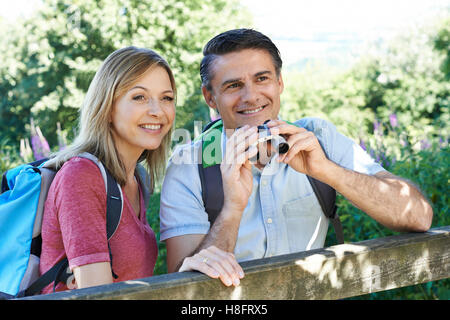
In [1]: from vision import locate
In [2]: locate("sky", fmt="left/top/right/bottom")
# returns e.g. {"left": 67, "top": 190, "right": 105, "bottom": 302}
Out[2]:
{"left": 240, "top": 0, "right": 450, "bottom": 66}
{"left": 1, "top": 0, "right": 449, "bottom": 67}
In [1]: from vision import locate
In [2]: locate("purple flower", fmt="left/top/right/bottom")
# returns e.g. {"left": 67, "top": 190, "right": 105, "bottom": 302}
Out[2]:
{"left": 20, "top": 138, "right": 33, "bottom": 162}
{"left": 420, "top": 139, "right": 431, "bottom": 150}
{"left": 30, "top": 118, "right": 50, "bottom": 160}
{"left": 373, "top": 120, "right": 382, "bottom": 136}
{"left": 373, "top": 120, "right": 380, "bottom": 131}
{"left": 401, "top": 139, "right": 408, "bottom": 147}
{"left": 389, "top": 113, "right": 398, "bottom": 128}
{"left": 359, "top": 138, "right": 367, "bottom": 151}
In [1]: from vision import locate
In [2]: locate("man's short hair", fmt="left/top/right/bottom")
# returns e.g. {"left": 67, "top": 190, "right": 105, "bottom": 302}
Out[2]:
{"left": 200, "top": 28, "right": 283, "bottom": 91}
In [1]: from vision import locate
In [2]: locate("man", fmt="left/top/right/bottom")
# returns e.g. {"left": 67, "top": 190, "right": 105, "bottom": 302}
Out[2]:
{"left": 159, "top": 29, "right": 433, "bottom": 287}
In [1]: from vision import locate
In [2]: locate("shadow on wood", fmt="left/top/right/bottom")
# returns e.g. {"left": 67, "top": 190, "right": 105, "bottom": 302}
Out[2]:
{"left": 20, "top": 226, "right": 450, "bottom": 300}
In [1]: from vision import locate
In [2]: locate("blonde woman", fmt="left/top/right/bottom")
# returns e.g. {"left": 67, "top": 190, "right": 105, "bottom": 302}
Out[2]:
{"left": 39, "top": 46, "right": 176, "bottom": 293}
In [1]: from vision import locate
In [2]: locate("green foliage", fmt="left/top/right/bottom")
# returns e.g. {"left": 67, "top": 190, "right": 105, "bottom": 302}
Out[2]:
{"left": 0, "top": 138, "right": 22, "bottom": 177}
{"left": 434, "top": 17, "right": 450, "bottom": 79}
{"left": 324, "top": 143, "right": 449, "bottom": 299}
{"left": 1, "top": 0, "right": 448, "bottom": 300}
{"left": 0, "top": 0, "right": 251, "bottom": 148}
{"left": 146, "top": 187, "right": 167, "bottom": 275}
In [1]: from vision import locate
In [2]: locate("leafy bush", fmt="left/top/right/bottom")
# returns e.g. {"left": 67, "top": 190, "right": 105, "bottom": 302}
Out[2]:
{"left": 1, "top": 0, "right": 448, "bottom": 300}
{"left": 325, "top": 135, "right": 449, "bottom": 299}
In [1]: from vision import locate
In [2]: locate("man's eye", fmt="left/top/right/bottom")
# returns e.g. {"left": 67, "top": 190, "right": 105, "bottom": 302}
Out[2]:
{"left": 227, "top": 83, "right": 239, "bottom": 89}
{"left": 257, "top": 76, "right": 268, "bottom": 82}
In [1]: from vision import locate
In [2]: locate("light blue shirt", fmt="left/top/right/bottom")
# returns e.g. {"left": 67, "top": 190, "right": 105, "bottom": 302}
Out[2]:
{"left": 160, "top": 117, "right": 385, "bottom": 262}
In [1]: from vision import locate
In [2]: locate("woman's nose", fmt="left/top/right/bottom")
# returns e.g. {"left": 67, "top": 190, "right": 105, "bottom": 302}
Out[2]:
{"left": 147, "top": 100, "right": 164, "bottom": 116}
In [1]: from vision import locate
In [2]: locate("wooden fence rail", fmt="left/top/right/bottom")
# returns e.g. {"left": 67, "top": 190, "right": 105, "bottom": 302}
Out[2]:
{"left": 22, "top": 226, "right": 450, "bottom": 300}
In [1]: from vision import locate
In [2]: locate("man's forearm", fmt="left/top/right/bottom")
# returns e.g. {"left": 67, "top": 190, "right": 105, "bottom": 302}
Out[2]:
{"left": 198, "top": 204, "right": 243, "bottom": 252}
{"left": 173, "top": 206, "right": 242, "bottom": 272}
{"left": 317, "top": 160, "right": 433, "bottom": 232}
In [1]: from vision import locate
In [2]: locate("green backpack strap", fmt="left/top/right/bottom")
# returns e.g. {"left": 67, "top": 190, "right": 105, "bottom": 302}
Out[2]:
{"left": 197, "top": 119, "right": 344, "bottom": 244}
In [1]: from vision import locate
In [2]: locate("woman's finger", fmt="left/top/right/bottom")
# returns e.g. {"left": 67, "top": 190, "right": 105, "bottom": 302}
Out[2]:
{"left": 208, "top": 246, "right": 245, "bottom": 279}
{"left": 198, "top": 249, "right": 240, "bottom": 287}
{"left": 178, "top": 256, "right": 220, "bottom": 279}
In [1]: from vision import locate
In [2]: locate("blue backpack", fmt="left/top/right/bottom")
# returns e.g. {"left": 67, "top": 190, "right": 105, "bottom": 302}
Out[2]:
{"left": 0, "top": 152, "right": 151, "bottom": 299}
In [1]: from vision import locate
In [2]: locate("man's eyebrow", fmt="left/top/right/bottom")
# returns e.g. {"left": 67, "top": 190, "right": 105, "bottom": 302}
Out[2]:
{"left": 220, "top": 70, "right": 273, "bottom": 89}
{"left": 221, "top": 78, "right": 242, "bottom": 89}
{"left": 254, "top": 70, "right": 272, "bottom": 77}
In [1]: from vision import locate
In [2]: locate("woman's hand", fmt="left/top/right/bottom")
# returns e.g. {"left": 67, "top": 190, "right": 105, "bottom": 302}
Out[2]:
{"left": 178, "top": 245, "right": 245, "bottom": 287}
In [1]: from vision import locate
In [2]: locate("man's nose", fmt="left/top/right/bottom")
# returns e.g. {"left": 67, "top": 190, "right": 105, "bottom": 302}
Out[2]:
{"left": 241, "top": 83, "right": 259, "bottom": 104}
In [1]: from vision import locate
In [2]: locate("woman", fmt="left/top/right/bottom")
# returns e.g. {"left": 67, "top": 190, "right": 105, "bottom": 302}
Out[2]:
{"left": 40, "top": 46, "right": 176, "bottom": 293}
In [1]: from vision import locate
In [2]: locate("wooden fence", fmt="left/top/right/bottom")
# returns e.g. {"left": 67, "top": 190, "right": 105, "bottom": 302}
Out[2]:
{"left": 22, "top": 226, "right": 450, "bottom": 300}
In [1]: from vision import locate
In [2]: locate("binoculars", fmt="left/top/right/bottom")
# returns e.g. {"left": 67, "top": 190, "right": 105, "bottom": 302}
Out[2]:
{"left": 254, "top": 122, "right": 289, "bottom": 154}
{"left": 239, "top": 120, "right": 289, "bottom": 162}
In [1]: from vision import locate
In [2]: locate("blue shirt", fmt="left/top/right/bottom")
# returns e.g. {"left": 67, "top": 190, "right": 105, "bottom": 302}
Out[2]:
{"left": 160, "top": 118, "right": 385, "bottom": 262}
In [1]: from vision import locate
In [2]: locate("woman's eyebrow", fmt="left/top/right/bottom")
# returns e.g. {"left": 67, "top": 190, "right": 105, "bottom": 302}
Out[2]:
{"left": 129, "top": 85, "right": 148, "bottom": 92}
{"left": 129, "top": 86, "right": 173, "bottom": 94}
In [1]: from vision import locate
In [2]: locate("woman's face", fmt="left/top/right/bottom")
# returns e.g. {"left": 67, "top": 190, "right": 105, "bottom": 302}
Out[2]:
{"left": 110, "top": 66, "right": 175, "bottom": 159}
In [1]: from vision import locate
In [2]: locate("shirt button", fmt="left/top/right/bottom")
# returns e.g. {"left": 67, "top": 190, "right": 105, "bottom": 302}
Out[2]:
{"left": 267, "top": 218, "right": 273, "bottom": 224}
{"left": 261, "top": 180, "right": 267, "bottom": 186}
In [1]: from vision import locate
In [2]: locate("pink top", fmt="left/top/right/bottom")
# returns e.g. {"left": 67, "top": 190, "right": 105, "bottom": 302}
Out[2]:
{"left": 40, "top": 157, "right": 157, "bottom": 294}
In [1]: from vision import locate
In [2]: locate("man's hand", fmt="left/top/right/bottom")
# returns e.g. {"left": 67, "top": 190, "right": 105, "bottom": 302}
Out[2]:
{"left": 266, "top": 120, "right": 432, "bottom": 232}
{"left": 266, "top": 120, "right": 329, "bottom": 179}
{"left": 221, "top": 125, "right": 259, "bottom": 213}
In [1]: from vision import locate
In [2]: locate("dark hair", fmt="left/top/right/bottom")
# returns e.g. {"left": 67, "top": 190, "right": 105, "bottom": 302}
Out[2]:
{"left": 200, "top": 28, "right": 283, "bottom": 91}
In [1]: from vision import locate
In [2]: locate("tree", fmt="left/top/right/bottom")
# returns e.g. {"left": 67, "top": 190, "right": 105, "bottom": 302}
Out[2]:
{"left": 434, "top": 17, "right": 450, "bottom": 79}
{"left": 0, "top": 0, "right": 251, "bottom": 148}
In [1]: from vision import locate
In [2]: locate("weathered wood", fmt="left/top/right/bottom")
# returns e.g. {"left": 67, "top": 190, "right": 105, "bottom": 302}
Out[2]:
{"left": 21, "top": 226, "right": 450, "bottom": 300}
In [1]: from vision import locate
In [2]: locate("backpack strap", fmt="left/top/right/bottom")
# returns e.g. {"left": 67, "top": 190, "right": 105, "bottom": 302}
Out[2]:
{"left": 199, "top": 120, "right": 344, "bottom": 244}
{"left": 77, "top": 152, "right": 123, "bottom": 240}
{"left": 19, "top": 154, "right": 123, "bottom": 297}
{"left": 198, "top": 163, "right": 223, "bottom": 225}
{"left": 306, "top": 176, "right": 344, "bottom": 244}
{"left": 135, "top": 163, "right": 152, "bottom": 208}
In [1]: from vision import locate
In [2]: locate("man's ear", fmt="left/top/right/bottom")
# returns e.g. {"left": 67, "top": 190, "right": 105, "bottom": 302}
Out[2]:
{"left": 278, "top": 72, "right": 284, "bottom": 95}
{"left": 202, "top": 85, "right": 217, "bottom": 110}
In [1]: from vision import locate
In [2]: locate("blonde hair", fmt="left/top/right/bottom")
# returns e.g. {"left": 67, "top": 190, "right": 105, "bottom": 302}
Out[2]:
{"left": 51, "top": 46, "right": 176, "bottom": 189}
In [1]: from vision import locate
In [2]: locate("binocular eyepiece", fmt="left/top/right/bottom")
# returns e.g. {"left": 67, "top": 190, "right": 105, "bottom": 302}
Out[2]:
{"left": 256, "top": 123, "right": 290, "bottom": 154}
{"left": 238, "top": 120, "right": 290, "bottom": 157}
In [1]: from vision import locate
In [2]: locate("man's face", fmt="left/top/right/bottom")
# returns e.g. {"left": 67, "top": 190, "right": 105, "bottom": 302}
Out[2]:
{"left": 202, "top": 49, "right": 284, "bottom": 130}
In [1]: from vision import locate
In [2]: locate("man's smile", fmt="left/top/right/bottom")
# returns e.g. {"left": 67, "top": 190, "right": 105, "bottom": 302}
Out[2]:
{"left": 237, "top": 104, "right": 268, "bottom": 115}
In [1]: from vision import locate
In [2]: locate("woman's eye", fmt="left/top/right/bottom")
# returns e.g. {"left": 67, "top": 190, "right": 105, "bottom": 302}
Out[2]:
{"left": 132, "top": 95, "right": 146, "bottom": 101}
{"left": 163, "top": 96, "right": 174, "bottom": 102}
